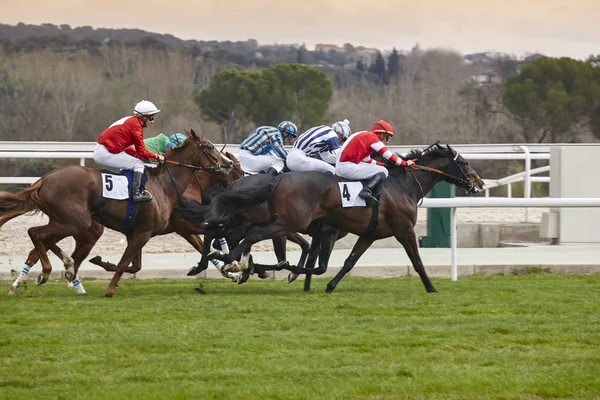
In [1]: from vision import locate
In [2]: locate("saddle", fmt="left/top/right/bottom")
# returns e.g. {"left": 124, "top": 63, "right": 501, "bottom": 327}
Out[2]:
{"left": 99, "top": 168, "right": 151, "bottom": 234}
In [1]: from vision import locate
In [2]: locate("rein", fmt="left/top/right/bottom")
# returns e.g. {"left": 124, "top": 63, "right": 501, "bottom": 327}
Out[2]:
{"left": 408, "top": 161, "right": 471, "bottom": 187}
{"left": 164, "top": 159, "right": 221, "bottom": 172}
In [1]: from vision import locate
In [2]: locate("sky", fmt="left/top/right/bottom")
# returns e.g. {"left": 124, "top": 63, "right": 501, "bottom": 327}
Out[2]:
{"left": 1, "top": 0, "right": 598, "bottom": 59}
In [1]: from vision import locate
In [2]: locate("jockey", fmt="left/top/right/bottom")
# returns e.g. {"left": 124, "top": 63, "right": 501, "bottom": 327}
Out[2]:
{"left": 335, "top": 120, "right": 414, "bottom": 203}
{"left": 130, "top": 132, "right": 187, "bottom": 156}
{"left": 287, "top": 119, "right": 352, "bottom": 175}
{"left": 238, "top": 121, "right": 298, "bottom": 175}
{"left": 93, "top": 100, "right": 164, "bottom": 202}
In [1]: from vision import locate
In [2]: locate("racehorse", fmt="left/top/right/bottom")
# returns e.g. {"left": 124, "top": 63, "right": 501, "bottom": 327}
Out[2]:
{"left": 3, "top": 150, "right": 243, "bottom": 294}
{"left": 199, "top": 143, "right": 484, "bottom": 293}
{"left": 0, "top": 130, "right": 233, "bottom": 297}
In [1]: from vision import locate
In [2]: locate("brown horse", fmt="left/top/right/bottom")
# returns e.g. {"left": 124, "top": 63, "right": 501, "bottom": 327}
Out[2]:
{"left": 4, "top": 150, "right": 243, "bottom": 295}
{"left": 0, "top": 130, "right": 233, "bottom": 297}
{"left": 200, "top": 143, "right": 484, "bottom": 293}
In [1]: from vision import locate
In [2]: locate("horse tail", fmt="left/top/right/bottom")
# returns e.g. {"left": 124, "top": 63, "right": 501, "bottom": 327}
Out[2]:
{"left": 0, "top": 179, "right": 44, "bottom": 229}
{"left": 205, "top": 176, "right": 281, "bottom": 225}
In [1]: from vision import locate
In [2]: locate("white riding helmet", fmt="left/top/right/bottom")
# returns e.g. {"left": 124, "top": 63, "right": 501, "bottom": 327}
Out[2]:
{"left": 133, "top": 100, "right": 161, "bottom": 116}
{"left": 332, "top": 119, "right": 351, "bottom": 140}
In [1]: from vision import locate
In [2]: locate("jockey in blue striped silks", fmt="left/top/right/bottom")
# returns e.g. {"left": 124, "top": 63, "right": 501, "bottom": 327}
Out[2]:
{"left": 287, "top": 119, "right": 352, "bottom": 175}
{"left": 238, "top": 121, "right": 298, "bottom": 174}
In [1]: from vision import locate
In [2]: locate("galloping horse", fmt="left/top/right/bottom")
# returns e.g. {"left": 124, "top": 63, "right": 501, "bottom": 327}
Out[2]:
{"left": 199, "top": 143, "right": 484, "bottom": 293}
{"left": 0, "top": 130, "right": 233, "bottom": 297}
{"left": 3, "top": 150, "right": 243, "bottom": 294}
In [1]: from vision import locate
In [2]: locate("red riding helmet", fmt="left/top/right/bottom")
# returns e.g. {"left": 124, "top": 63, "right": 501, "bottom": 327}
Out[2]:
{"left": 371, "top": 120, "right": 394, "bottom": 136}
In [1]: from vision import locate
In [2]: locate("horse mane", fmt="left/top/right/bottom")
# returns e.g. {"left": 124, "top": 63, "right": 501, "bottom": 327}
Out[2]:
{"left": 403, "top": 143, "right": 449, "bottom": 161}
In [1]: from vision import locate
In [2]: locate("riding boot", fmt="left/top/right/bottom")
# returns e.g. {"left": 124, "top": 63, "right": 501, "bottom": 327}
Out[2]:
{"left": 132, "top": 171, "right": 152, "bottom": 202}
{"left": 358, "top": 173, "right": 386, "bottom": 203}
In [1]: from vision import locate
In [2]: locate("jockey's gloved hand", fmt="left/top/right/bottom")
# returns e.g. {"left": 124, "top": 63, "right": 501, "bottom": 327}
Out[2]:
{"left": 157, "top": 155, "right": 165, "bottom": 163}
{"left": 406, "top": 160, "right": 415, "bottom": 167}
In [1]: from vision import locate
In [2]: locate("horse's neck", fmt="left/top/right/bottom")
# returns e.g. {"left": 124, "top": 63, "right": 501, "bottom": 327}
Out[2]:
{"left": 414, "top": 157, "right": 450, "bottom": 196}
{"left": 155, "top": 152, "right": 197, "bottom": 196}
{"left": 388, "top": 158, "right": 446, "bottom": 202}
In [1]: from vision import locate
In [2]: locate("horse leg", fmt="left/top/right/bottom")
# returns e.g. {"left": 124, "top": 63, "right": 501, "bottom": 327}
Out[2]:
{"left": 287, "top": 233, "right": 321, "bottom": 284}
{"left": 105, "top": 232, "right": 151, "bottom": 297}
{"left": 224, "top": 221, "right": 296, "bottom": 273}
{"left": 182, "top": 233, "right": 238, "bottom": 279}
{"left": 63, "top": 223, "right": 104, "bottom": 294}
{"left": 394, "top": 227, "right": 437, "bottom": 293}
{"left": 8, "top": 246, "right": 43, "bottom": 294}
{"left": 27, "top": 222, "right": 78, "bottom": 286}
{"left": 325, "top": 236, "right": 375, "bottom": 293}
{"left": 287, "top": 233, "right": 310, "bottom": 269}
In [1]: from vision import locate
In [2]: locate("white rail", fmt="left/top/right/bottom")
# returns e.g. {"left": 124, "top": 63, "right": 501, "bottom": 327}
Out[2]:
{"left": 419, "top": 197, "right": 600, "bottom": 281}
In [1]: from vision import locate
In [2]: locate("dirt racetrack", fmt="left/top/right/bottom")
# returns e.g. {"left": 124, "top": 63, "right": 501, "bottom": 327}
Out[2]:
{"left": 0, "top": 208, "right": 546, "bottom": 257}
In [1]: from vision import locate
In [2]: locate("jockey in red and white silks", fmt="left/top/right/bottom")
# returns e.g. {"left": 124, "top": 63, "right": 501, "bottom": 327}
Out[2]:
{"left": 93, "top": 100, "right": 164, "bottom": 202}
{"left": 335, "top": 120, "right": 414, "bottom": 201}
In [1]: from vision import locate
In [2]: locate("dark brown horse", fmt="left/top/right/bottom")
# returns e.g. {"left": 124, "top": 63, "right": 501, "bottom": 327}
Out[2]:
{"left": 0, "top": 130, "right": 233, "bottom": 297}
{"left": 200, "top": 143, "right": 484, "bottom": 293}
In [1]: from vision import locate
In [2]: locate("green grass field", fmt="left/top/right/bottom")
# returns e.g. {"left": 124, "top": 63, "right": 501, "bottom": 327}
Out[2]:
{"left": 1, "top": 274, "right": 599, "bottom": 400}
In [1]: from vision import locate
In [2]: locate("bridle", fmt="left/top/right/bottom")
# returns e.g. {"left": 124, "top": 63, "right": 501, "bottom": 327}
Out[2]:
{"left": 161, "top": 136, "right": 230, "bottom": 202}
{"left": 405, "top": 143, "right": 477, "bottom": 202}
{"left": 164, "top": 136, "right": 226, "bottom": 172}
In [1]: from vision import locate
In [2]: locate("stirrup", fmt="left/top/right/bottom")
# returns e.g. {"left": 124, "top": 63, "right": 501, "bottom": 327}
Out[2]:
{"left": 359, "top": 189, "right": 379, "bottom": 205}
{"left": 133, "top": 190, "right": 153, "bottom": 202}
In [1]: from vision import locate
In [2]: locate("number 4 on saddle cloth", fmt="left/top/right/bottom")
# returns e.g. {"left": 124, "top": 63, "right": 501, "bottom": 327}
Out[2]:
{"left": 337, "top": 177, "right": 382, "bottom": 235}
{"left": 337, "top": 177, "right": 383, "bottom": 208}
{"left": 100, "top": 166, "right": 153, "bottom": 233}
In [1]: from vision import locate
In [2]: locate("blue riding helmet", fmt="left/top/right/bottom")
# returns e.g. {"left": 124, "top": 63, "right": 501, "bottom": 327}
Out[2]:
{"left": 163, "top": 133, "right": 187, "bottom": 152}
{"left": 277, "top": 121, "right": 298, "bottom": 139}
{"left": 170, "top": 133, "right": 187, "bottom": 146}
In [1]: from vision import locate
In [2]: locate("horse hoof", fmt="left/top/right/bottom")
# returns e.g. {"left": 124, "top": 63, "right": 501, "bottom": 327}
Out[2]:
{"left": 187, "top": 266, "right": 201, "bottom": 276}
{"left": 64, "top": 270, "right": 74, "bottom": 282}
{"left": 236, "top": 271, "right": 250, "bottom": 285}
{"left": 325, "top": 283, "right": 335, "bottom": 293}
{"left": 287, "top": 273, "right": 299, "bottom": 283}
{"left": 224, "top": 261, "right": 243, "bottom": 273}
{"left": 36, "top": 275, "right": 47, "bottom": 286}
{"left": 8, "top": 287, "right": 17, "bottom": 295}
{"left": 257, "top": 270, "right": 270, "bottom": 279}
{"left": 104, "top": 288, "right": 115, "bottom": 297}
{"left": 89, "top": 256, "right": 102, "bottom": 265}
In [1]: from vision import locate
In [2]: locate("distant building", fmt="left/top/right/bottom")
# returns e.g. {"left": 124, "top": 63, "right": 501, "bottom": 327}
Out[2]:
{"left": 315, "top": 43, "right": 345, "bottom": 53}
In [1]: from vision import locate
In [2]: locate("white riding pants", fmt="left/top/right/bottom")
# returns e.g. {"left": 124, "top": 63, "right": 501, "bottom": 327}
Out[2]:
{"left": 93, "top": 144, "right": 145, "bottom": 173}
{"left": 237, "top": 149, "right": 284, "bottom": 173}
{"left": 287, "top": 148, "right": 335, "bottom": 175}
{"left": 335, "top": 161, "right": 389, "bottom": 180}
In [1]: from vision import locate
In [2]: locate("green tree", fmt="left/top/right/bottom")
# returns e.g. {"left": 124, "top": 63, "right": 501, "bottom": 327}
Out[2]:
{"left": 263, "top": 64, "right": 332, "bottom": 130}
{"left": 195, "top": 64, "right": 332, "bottom": 134}
{"left": 369, "top": 51, "right": 387, "bottom": 85}
{"left": 387, "top": 48, "right": 403, "bottom": 78}
{"left": 503, "top": 57, "right": 600, "bottom": 142}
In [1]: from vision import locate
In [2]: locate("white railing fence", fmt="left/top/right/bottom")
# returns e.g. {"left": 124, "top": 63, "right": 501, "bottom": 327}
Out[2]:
{"left": 421, "top": 197, "right": 600, "bottom": 281}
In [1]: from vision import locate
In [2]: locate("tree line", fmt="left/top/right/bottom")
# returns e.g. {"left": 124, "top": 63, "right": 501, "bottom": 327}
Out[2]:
{"left": 0, "top": 31, "right": 599, "bottom": 192}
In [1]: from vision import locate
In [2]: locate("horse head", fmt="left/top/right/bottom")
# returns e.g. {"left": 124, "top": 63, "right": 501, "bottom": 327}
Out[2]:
{"left": 405, "top": 143, "right": 484, "bottom": 194}
{"left": 169, "top": 129, "right": 234, "bottom": 177}
{"left": 224, "top": 151, "right": 245, "bottom": 183}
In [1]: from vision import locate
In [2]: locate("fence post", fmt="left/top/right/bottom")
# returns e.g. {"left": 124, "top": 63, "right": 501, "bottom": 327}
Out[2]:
{"left": 519, "top": 146, "right": 531, "bottom": 222}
